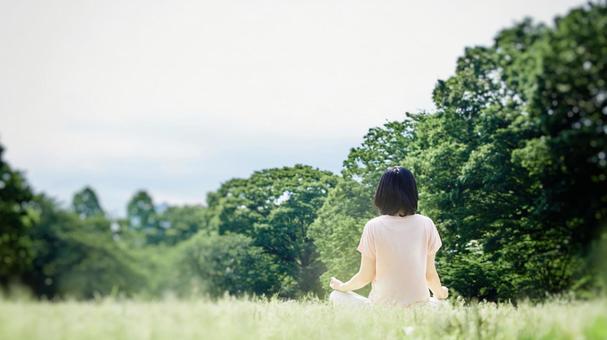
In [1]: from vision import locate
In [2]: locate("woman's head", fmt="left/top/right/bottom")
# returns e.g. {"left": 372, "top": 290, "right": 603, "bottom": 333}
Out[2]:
{"left": 374, "top": 166, "right": 418, "bottom": 216}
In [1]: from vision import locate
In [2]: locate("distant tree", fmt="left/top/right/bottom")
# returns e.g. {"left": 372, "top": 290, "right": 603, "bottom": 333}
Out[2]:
{"left": 23, "top": 195, "right": 145, "bottom": 299}
{"left": 72, "top": 186, "right": 104, "bottom": 219}
{"left": 158, "top": 205, "right": 211, "bottom": 245}
{"left": 0, "top": 142, "right": 34, "bottom": 287}
{"left": 126, "top": 190, "right": 162, "bottom": 244}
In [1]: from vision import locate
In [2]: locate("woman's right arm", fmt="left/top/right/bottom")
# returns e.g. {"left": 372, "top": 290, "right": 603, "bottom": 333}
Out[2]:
{"left": 426, "top": 252, "right": 448, "bottom": 299}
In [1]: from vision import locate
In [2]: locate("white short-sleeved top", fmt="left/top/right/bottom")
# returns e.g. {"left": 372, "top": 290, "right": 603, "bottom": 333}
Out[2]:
{"left": 357, "top": 214, "right": 442, "bottom": 307}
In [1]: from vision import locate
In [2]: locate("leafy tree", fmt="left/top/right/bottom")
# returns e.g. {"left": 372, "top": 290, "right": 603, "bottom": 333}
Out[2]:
{"left": 310, "top": 3, "right": 607, "bottom": 301}
{"left": 0, "top": 142, "right": 34, "bottom": 287}
{"left": 207, "top": 164, "right": 337, "bottom": 297}
{"left": 341, "top": 120, "right": 416, "bottom": 190}
{"left": 72, "top": 186, "right": 104, "bottom": 219}
{"left": 510, "top": 3, "right": 607, "bottom": 293}
{"left": 408, "top": 4, "right": 606, "bottom": 299}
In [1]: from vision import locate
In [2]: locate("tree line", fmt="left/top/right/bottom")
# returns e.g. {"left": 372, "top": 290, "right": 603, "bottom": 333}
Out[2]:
{"left": 1, "top": 2, "right": 606, "bottom": 301}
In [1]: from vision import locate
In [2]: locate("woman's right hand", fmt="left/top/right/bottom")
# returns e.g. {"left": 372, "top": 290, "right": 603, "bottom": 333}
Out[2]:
{"left": 329, "top": 277, "right": 346, "bottom": 291}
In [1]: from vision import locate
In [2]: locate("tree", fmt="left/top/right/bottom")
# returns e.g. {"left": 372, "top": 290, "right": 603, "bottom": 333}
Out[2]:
{"left": 406, "top": 6, "right": 607, "bottom": 299}
{"left": 72, "top": 186, "right": 104, "bottom": 219}
{"left": 176, "top": 233, "right": 279, "bottom": 297}
{"left": 206, "top": 164, "right": 338, "bottom": 297}
{"left": 158, "top": 205, "right": 211, "bottom": 245}
{"left": 310, "top": 3, "right": 607, "bottom": 300}
{"left": 509, "top": 3, "right": 607, "bottom": 294}
{"left": 126, "top": 190, "right": 162, "bottom": 244}
{"left": 0, "top": 142, "right": 34, "bottom": 287}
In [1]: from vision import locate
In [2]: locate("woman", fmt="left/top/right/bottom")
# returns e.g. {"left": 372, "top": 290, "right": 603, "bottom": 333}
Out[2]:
{"left": 329, "top": 166, "right": 448, "bottom": 307}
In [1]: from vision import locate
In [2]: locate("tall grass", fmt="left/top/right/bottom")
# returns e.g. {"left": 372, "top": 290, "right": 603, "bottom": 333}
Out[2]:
{"left": 0, "top": 296, "right": 605, "bottom": 339}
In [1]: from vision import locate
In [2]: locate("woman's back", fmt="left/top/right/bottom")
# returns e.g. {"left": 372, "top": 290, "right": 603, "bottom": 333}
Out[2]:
{"left": 357, "top": 213, "right": 442, "bottom": 307}
{"left": 328, "top": 167, "right": 447, "bottom": 307}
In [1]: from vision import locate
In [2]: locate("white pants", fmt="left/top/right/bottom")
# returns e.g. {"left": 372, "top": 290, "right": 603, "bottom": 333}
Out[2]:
{"left": 329, "top": 290, "right": 443, "bottom": 308}
{"left": 329, "top": 290, "right": 371, "bottom": 306}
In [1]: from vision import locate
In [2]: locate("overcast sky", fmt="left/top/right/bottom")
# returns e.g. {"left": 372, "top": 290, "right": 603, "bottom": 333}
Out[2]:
{"left": 0, "top": 0, "right": 587, "bottom": 216}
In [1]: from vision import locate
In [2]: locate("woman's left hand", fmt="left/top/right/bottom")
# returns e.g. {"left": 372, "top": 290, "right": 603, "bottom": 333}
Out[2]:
{"left": 330, "top": 277, "right": 346, "bottom": 291}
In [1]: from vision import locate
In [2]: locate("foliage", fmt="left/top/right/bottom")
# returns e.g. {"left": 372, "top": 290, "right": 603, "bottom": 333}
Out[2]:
{"left": 126, "top": 190, "right": 163, "bottom": 244}
{"left": 0, "top": 142, "right": 34, "bottom": 287}
{"left": 71, "top": 186, "right": 104, "bottom": 219}
{"left": 22, "top": 195, "right": 146, "bottom": 299}
{"left": 310, "top": 3, "right": 607, "bottom": 301}
{"left": 206, "top": 165, "right": 338, "bottom": 297}
{"left": 176, "top": 233, "right": 279, "bottom": 298}
{"left": 157, "top": 205, "right": 211, "bottom": 245}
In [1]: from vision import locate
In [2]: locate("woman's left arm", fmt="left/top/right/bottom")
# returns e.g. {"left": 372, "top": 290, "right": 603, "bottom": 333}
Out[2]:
{"left": 330, "top": 254, "right": 376, "bottom": 292}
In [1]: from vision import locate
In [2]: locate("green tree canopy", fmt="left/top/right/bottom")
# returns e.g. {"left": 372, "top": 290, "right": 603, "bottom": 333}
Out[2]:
{"left": 207, "top": 164, "right": 338, "bottom": 297}
{"left": 72, "top": 186, "right": 104, "bottom": 219}
{"left": 177, "top": 233, "right": 278, "bottom": 297}
{"left": 0, "top": 142, "right": 34, "bottom": 287}
{"left": 126, "top": 190, "right": 163, "bottom": 244}
{"left": 158, "top": 205, "right": 211, "bottom": 245}
{"left": 311, "top": 3, "right": 607, "bottom": 301}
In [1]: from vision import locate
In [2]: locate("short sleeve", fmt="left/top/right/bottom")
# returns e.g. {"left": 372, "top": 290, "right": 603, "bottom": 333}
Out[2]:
{"left": 357, "top": 222, "right": 376, "bottom": 260}
{"left": 427, "top": 218, "right": 442, "bottom": 255}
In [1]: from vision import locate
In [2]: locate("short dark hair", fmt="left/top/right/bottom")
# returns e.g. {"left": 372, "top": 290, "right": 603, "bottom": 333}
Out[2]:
{"left": 374, "top": 166, "right": 418, "bottom": 216}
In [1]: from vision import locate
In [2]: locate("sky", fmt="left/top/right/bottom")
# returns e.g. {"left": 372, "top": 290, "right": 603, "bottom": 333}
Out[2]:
{"left": 0, "top": 0, "right": 587, "bottom": 216}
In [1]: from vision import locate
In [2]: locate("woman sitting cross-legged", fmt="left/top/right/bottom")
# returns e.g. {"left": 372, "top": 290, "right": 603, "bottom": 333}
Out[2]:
{"left": 329, "top": 166, "right": 448, "bottom": 308}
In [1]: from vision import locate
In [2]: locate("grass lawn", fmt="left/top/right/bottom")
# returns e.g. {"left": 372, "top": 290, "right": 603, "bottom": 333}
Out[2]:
{"left": 0, "top": 297, "right": 606, "bottom": 339}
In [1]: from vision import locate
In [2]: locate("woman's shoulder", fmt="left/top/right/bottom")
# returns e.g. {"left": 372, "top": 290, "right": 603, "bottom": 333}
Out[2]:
{"left": 412, "top": 214, "right": 436, "bottom": 227}
{"left": 414, "top": 213, "right": 434, "bottom": 223}
{"left": 367, "top": 213, "right": 433, "bottom": 225}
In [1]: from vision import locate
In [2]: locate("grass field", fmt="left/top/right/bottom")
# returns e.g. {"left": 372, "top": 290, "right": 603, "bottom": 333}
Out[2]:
{"left": 0, "top": 297, "right": 606, "bottom": 340}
